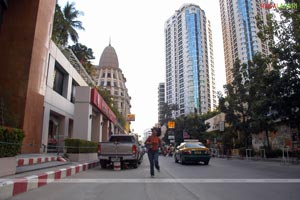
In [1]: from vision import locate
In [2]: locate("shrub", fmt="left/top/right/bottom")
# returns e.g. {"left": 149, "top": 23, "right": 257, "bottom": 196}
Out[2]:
{"left": 266, "top": 149, "right": 282, "bottom": 158}
{"left": 0, "top": 126, "right": 24, "bottom": 158}
{"left": 64, "top": 138, "right": 98, "bottom": 153}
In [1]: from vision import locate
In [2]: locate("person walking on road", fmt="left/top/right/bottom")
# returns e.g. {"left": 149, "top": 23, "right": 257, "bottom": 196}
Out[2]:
{"left": 144, "top": 127, "right": 163, "bottom": 178}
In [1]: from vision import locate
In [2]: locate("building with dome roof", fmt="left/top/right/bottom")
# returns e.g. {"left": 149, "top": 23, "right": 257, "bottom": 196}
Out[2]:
{"left": 97, "top": 43, "right": 132, "bottom": 133}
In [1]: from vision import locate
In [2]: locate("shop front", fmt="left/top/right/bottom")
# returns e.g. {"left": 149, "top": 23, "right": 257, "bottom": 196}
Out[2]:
{"left": 73, "top": 87, "right": 117, "bottom": 142}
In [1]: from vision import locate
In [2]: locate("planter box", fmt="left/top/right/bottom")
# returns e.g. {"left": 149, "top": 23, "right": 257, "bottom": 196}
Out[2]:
{"left": 0, "top": 157, "right": 16, "bottom": 177}
{"left": 68, "top": 153, "right": 98, "bottom": 162}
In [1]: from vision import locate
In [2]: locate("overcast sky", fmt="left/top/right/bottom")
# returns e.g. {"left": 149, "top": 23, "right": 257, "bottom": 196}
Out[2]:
{"left": 57, "top": 0, "right": 282, "bottom": 136}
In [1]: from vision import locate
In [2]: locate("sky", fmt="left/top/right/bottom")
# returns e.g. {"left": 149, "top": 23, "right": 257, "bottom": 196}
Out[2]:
{"left": 57, "top": 0, "right": 282, "bottom": 136}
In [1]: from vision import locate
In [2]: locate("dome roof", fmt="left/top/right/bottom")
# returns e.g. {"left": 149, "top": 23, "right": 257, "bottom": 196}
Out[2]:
{"left": 99, "top": 44, "right": 119, "bottom": 68}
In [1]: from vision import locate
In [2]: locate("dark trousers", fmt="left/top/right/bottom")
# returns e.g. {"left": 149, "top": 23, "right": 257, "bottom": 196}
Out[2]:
{"left": 147, "top": 150, "right": 159, "bottom": 176}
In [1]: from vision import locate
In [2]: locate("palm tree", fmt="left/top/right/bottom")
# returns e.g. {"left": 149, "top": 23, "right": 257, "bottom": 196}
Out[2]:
{"left": 52, "top": 2, "right": 85, "bottom": 46}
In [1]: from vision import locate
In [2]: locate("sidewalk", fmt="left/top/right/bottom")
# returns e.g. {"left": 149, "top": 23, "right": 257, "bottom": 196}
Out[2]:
{"left": 0, "top": 154, "right": 100, "bottom": 200}
{"left": 214, "top": 155, "right": 300, "bottom": 165}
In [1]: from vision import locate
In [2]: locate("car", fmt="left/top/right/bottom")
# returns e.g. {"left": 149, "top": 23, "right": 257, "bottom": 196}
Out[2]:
{"left": 174, "top": 141, "right": 211, "bottom": 165}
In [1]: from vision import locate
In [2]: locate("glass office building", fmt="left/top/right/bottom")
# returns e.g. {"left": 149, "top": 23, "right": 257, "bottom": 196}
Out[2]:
{"left": 164, "top": 4, "right": 216, "bottom": 117}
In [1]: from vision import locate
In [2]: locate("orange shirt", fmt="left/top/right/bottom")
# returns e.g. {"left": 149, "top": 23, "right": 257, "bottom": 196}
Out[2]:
{"left": 146, "top": 136, "right": 161, "bottom": 151}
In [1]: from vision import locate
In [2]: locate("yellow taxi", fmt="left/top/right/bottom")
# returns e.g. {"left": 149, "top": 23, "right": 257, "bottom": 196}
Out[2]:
{"left": 174, "top": 140, "right": 211, "bottom": 165}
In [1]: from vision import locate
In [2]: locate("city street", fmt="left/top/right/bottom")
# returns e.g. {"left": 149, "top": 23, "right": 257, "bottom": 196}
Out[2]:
{"left": 8, "top": 156, "right": 300, "bottom": 200}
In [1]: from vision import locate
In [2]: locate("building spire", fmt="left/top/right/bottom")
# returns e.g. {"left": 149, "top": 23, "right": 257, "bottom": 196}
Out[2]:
{"left": 109, "top": 37, "right": 111, "bottom": 46}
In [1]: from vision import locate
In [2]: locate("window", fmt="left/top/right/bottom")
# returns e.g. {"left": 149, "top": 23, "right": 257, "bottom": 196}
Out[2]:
{"left": 53, "top": 63, "right": 65, "bottom": 96}
{"left": 107, "top": 81, "right": 111, "bottom": 86}
{"left": 71, "top": 80, "right": 79, "bottom": 103}
{"left": 0, "top": 0, "right": 8, "bottom": 28}
{"left": 107, "top": 73, "right": 111, "bottom": 78}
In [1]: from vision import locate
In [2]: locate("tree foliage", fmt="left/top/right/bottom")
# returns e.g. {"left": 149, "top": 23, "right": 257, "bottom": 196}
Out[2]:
{"left": 52, "top": 2, "right": 85, "bottom": 46}
{"left": 257, "top": 0, "right": 300, "bottom": 131}
{"left": 170, "top": 113, "right": 210, "bottom": 146}
{"left": 159, "top": 103, "right": 178, "bottom": 125}
{"left": 219, "top": 0, "right": 300, "bottom": 149}
{"left": 95, "top": 87, "right": 126, "bottom": 129}
{"left": 68, "top": 43, "right": 96, "bottom": 76}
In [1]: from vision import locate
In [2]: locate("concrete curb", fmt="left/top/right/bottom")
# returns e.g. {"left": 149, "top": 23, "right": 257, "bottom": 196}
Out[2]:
{"left": 0, "top": 160, "right": 99, "bottom": 199}
{"left": 16, "top": 156, "right": 58, "bottom": 167}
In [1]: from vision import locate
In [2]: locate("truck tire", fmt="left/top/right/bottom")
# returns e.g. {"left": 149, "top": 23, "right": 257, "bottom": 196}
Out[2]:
{"left": 100, "top": 160, "right": 107, "bottom": 169}
{"left": 132, "top": 160, "right": 138, "bottom": 168}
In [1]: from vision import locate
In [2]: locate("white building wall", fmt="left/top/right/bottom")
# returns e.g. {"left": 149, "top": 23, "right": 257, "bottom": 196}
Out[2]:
{"left": 73, "top": 86, "right": 92, "bottom": 141}
{"left": 41, "top": 41, "right": 89, "bottom": 151}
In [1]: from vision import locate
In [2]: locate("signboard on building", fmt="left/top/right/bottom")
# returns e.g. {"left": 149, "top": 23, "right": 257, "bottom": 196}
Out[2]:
{"left": 126, "top": 114, "right": 135, "bottom": 121}
{"left": 168, "top": 121, "right": 175, "bottom": 129}
{"left": 168, "top": 135, "right": 175, "bottom": 140}
{"left": 90, "top": 88, "right": 117, "bottom": 124}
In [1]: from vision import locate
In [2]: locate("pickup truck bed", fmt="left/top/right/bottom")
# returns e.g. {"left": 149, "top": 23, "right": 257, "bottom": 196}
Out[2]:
{"left": 98, "top": 135, "right": 141, "bottom": 169}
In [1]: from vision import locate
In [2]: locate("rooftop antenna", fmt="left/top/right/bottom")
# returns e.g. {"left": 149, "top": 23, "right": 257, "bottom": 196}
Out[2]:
{"left": 109, "top": 36, "right": 111, "bottom": 46}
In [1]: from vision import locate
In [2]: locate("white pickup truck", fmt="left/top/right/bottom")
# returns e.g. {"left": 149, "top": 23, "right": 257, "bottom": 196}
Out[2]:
{"left": 98, "top": 134, "right": 142, "bottom": 169}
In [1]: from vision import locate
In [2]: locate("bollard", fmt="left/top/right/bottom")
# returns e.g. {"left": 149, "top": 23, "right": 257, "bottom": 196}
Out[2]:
{"left": 113, "top": 161, "right": 121, "bottom": 171}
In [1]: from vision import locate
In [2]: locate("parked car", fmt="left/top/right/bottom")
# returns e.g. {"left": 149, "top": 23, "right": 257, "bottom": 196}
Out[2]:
{"left": 98, "top": 134, "right": 141, "bottom": 169}
{"left": 174, "top": 141, "right": 211, "bottom": 165}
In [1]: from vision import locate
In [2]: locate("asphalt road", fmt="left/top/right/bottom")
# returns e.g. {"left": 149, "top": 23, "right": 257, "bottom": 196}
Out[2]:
{"left": 9, "top": 156, "right": 300, "bottom": 200}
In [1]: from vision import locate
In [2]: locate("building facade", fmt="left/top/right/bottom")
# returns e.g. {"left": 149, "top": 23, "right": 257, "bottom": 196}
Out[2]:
{"left": 0, "top": 0, "right": 56, "bottom": 153}
{"left": 42, "top": 41, "right": 118, "bottom": 152}
{"left": 158, "top": 83, "right": 165, "bottom": 125}
{"left": 97, "top": 43, "right": 132, "bottom": 132}
{"left": 164, "top": 4, "right": 216, "bottom": 118}
{"left": 219, "top": 0, "right": 269, "bottom": 84}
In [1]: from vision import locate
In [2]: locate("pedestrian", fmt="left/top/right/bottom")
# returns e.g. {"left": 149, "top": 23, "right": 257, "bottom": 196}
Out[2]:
{"left": 144, "top": 127, "right": 163, "bottom": 178}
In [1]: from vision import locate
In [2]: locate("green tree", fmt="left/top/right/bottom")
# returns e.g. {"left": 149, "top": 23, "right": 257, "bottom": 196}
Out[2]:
{"left": 247, "top": 53, "right": 280, "bottom": 149}
{"left": 160, "top": 103, "right": 178, "bottom": 126}
{"left": 219, "top": 60, "right": 252, "bottom": 147}
{"left": 172, "top": 114, "right": 210, "bottom": 145}
{"left": 68, "top": 43, "right": 96, "bottom": 76}
{"left": 257, "top": 0, "right": 300, "bottom": 136}
{"left": 52, "top": 2, "right": 85, "bottom": 46}
{"left": 95, "top": 87, "right": 126, "bottom": 129}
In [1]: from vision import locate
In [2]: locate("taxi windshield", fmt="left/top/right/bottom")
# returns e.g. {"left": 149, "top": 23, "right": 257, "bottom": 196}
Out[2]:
{"left": 185, "top": 143, "right": 205, "bottom": 148}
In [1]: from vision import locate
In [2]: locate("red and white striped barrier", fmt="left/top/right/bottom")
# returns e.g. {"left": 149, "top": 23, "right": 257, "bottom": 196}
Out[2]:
{"left": 17, "top": 156, "right": 58, "bottom": 167}
{"left": 113, "top": 162, "right": 121, "bottom": 171}
{"left": 0, "top": 160, "right": 99, "bottom": 200}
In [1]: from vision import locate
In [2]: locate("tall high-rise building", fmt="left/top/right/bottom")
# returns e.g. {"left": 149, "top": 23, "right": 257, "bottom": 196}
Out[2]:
{"left": 158, "top": 82, "right": 165, "bottom": 125}
{"left": 164, "top": 4, "right": 216, "bottom": 118}
{"left": 219, "top": 0, "right": 269, "bottom": 83}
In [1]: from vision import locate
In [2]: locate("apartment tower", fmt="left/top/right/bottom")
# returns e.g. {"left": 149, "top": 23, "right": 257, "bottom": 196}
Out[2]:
{"left": 158, "top": 83, "right": 165, "bottom": 125}
{"left": 219, "top": 0, "right": 269, "bottom": 83}
{"left": 164, "top": 4, "right": 216, "bottom": 118}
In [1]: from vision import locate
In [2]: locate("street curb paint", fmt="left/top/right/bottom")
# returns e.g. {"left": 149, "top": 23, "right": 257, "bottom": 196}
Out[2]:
{"left": 16, "top": 156, "right": 59, "bottom": 167}
{"left": 0, "top": 160, "right": 99, "bottom": 200}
